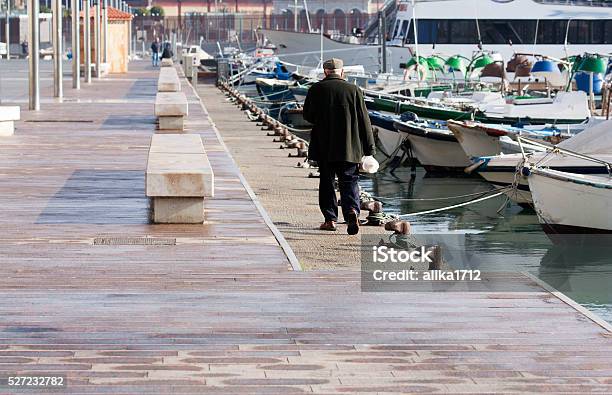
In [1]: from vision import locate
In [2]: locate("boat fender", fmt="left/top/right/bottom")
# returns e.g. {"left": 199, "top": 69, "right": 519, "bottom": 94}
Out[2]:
{"left": 521, "top": 167, "right": 531, "bottom": 177}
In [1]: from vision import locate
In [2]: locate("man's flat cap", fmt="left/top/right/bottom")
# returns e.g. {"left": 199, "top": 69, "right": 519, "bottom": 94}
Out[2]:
{"left": 323, "top": 58, "right": 344, "bottom": 70}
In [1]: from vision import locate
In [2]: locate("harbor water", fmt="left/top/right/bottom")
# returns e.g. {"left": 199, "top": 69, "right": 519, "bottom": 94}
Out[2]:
{"left": 362, "top": 167, "right": 612, "bottom": 324}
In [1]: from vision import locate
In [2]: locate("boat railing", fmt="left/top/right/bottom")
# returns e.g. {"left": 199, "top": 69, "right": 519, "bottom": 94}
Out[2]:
{"left": 517, "top": 136, "right": 612, "bottom": 175}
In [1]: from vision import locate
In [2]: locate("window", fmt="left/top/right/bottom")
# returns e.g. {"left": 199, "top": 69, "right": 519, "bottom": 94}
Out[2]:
{"left": 418, "top": 20, "right": 436, "bottom": 44}
{"left": 605, "top": 21, "right": 612, "bottom": 44}
{"left": 449, "top": 20, "right": 478, "bottom": 44}
{"left": 591, "top": 20, "right": 604, "bottom": 44}
{"left": 479, "top": 20, "right": 537, "bottom": 45}
{"left": 399, "top": 20, "right": 409, "bottom": 38}
{"left": 394, "top": 19, "right": 611, "bottom": 45}
{"left": 392, "top": 20, "right": 401, "bottom": 39}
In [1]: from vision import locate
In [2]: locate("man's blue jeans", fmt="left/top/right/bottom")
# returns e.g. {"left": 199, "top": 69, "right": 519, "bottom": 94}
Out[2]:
{"left": 152, "top": 52, "right": 159, "bottom": 66}
{"left": 318, "top": 161, "right": 360, "bottom": 222}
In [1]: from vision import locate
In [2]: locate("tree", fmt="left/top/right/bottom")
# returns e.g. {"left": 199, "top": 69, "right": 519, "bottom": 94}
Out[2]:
{"left": 149, "top": 6, "right": 164, "bottom": 17}
{"left": 133, "top": 8, "right": 147, "bottom": 16}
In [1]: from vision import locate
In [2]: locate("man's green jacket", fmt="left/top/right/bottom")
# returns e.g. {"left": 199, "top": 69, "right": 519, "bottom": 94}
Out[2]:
{"left": 303, "top": 75, "right": 376, "bottom": 164}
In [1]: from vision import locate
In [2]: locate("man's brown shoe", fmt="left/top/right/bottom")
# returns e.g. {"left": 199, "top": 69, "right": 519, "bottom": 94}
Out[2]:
{"left": 347, "top": 210, "right": 360, "bottom": 235}
{"left": 319, "top": 221, "right": 337, "bottom": 231}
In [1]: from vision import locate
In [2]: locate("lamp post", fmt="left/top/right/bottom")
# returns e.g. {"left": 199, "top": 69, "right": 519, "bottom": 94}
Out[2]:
{"left": 94, "top": 0, "right": 101, "bottom": 77}
{"left": 102, "top": 0, "right": 107, "bottom": 63}
{"left": 52, "top": 0, "right": 62, "bottom": 97}
{"left": 84, "top": 0, "right": 91, "bottom": 82}
{"left": 4, "top": 0, "right": 9, "bottom": 59}
{"left": 27, "top": 0, "right": 39, "bottom": 110}
{"left": 71, "top": 0, "right": 80, "bottom": 89}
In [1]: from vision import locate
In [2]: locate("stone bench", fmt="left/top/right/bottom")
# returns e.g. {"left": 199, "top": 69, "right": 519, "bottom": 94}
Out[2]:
{"left": 155, "top": 91, "right": 188, "bottom": 131}
{"left": 0, "top": 106, "right": 20, "bottom": 136}
{"left": 146, "top": 134, "right": 214, "bottom": 223}
{"left": 161, "top": 58, "right": 174, "bottom": 67}
{"left": 158, "top": 67, "right": 181, "bottom": 92}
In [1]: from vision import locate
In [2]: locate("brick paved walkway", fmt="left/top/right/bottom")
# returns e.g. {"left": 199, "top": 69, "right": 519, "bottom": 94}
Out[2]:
{"left": 0, "top": 60, "right": 611, "bottom": 393}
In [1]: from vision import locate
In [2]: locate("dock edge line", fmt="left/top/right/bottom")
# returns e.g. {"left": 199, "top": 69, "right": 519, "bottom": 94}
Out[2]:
{"left": 184, "top": 72, "right": 303, "bottom": 271}
{"left": 523, "top": 271, "right": 612, "bottom": 333}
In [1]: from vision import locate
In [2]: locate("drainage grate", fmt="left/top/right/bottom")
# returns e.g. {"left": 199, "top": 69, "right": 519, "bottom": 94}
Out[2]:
{"left": 93, "top": 237, "right": 176, "bottom": 246}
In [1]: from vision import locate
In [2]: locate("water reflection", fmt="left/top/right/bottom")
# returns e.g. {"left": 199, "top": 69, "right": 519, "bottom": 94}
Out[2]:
{"left": 362, "top": 167, "right": 612, "bottom": 323}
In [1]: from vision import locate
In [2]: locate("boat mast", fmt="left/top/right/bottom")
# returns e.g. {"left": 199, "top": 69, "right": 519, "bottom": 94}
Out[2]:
{"left": 319, "top": 22, "right": 323, "bottom": 69}
{"left": 411, "top": 0, "right": 419, "bottom": 62}
{"left": 533, "top": 19, "right": 539, "bottom": 53}
{"left": 303, "top": 0, "right": 312, "bottom": 33}
{"left": 474, "top": 0, "right": 482, "bottom": 50}
{"left": 410, "top": 0, "right": 422, "bottom": 80}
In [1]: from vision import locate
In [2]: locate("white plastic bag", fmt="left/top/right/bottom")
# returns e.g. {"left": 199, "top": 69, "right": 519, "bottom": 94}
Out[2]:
{"left": 360, "top": 155, "right": 379, "bottom": 174}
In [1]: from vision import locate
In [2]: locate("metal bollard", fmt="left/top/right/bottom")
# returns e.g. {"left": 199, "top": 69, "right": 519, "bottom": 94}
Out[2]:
{"left": 191, "top": 66, "right": 198, "bottom": 88}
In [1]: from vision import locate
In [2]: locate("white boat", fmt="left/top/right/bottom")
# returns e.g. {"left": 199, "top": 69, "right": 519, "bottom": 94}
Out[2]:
{"left": 262, "top": 0, "right": 612, "bottom": 74}
{"left": 527, "top": 167, "right": 612, "bottom": 238}
{"left": 480, "top": 91, "right": 591, "bottom": 124}
{"left": 447, "top": 120, "right": 583, "bottom": 160}
{"left": 394, "top": 118, "right": 471, "bottom": 171}
{"left": 472, "top": 118, "right": 612, "bottom": 204}
{"left": 369, "top": 111, "right": 407, "bottom": 164}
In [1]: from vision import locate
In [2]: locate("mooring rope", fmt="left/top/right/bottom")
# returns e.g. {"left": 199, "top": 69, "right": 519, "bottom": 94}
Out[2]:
{"left": 369, "top": 186, "right": 508, "bottom": 202}
{"left": 360, "top": 186, "right": 511, "bottom": 219}
{"left": 397, "top": 189, "right": 510, "bottom": 218}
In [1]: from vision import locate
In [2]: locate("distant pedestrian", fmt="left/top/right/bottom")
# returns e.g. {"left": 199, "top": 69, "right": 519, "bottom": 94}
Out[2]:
{"left": 21, "top": 40, "right": 28, "bottom": 57}
{"left": 160, "top": 42, "right": 173, "bottom": 60}
{"left": 303, "top": 58, "right": 376, "bottom": 235}
{"left": 151, "top": 38, "right": 160, "bottom": 66}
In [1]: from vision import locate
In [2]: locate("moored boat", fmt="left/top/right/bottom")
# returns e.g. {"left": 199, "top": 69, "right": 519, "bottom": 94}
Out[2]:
{"left": 526, "top": 167, "right": 612, "bottom": 240}
{"left": 368, "top": 111, "right": 407, "bottom": 164}
{"left": 255, "top": 78, "right": 296, "bottom": 102}
{"left": 394, "top": 117, "right": 470, "bottom": 172}
{"left": 471, "top": 119, "right": 612, "bottom": 204}
{"left": 447, "top": 120, "right": 580, "bottom": 160}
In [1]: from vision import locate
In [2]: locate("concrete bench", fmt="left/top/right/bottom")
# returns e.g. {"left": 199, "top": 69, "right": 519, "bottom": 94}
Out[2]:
{"left": 161, "top": 58, "right": 174, "bottom": 67}
{"left": 155, "top": 91, "right": 188, "bottom": 131}
{"left": 158, "top": 67, "right": 181, "bottom": 92}
{"left": 0, "top": 106, "right": 20, "bottom": 136}
{"left": 146, "top": 134, "right": 214, "bottom": 223}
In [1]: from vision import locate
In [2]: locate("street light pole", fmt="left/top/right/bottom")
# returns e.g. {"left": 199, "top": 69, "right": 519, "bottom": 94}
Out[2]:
{"left": 71, "top": 0, "right": 80, "bottom": 89}
{"left": 52, "top": 0, "right": 62, "bottom": 97}
{"left": 84, "top": 0, "right": 91, "bottom": 82}
{"left": 94, "top": 0, "right": 101, "bottom": 77}
{"left": 27, "top": 0, "right": 40, "bottom": 110}
{"left": 4, "top": 0, "right": 9, "bottom": 59}
{"left": 102, "top": 0, "right": 107, "bottom": 63}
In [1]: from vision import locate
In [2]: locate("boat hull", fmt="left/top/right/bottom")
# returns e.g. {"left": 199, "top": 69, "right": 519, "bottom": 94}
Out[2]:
{"left": 371, "top": 97, "right": 588, "bottom": 125}
{"left": 369, "top": 111, "right": 405, "bottom": 163}
{"left": 448, "top": 122, "right": 504, "bottom": 159}
{"left": 476, "top": 159, "right": 612, "bottom": 205}
{"left": 476, "top": 169, "right": 532, "bottom": 204}
{"left": 256, "top": 83, "right": 295, "bottom": 102}
{"left": 528, "top": 169, "right": 612, "bottom": 241}
{"left": 395, "top": 122, "right": 470, "bottom": 172}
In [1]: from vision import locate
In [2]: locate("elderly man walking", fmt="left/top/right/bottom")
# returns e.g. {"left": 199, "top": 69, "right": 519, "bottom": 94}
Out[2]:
{"left": 303, "top": 58, "right": 376, "bottom": 235}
